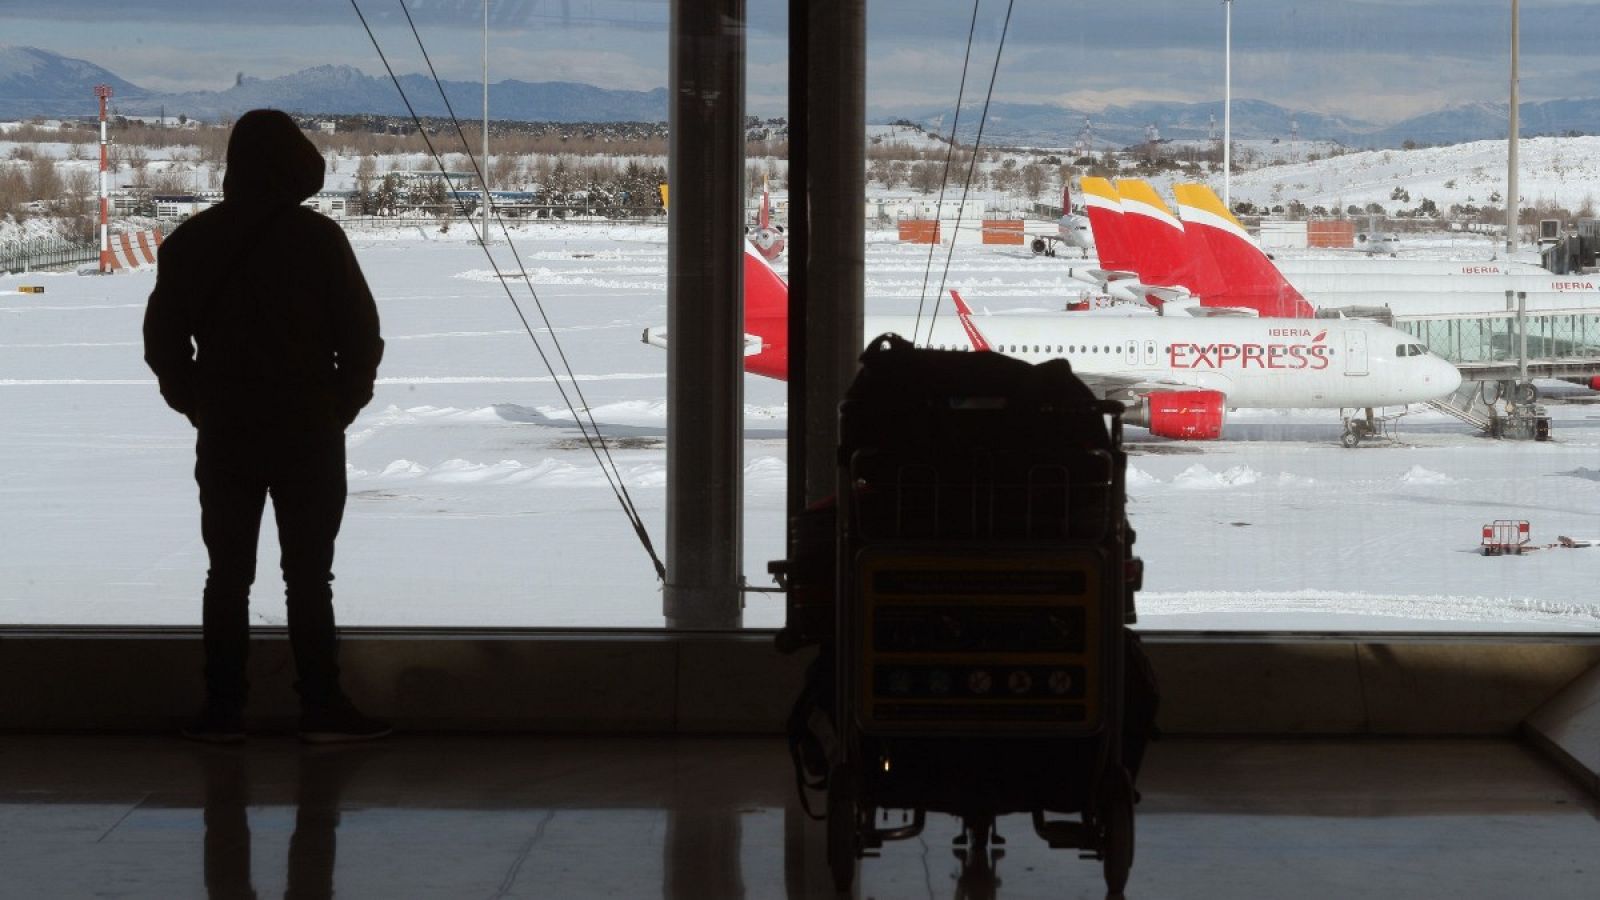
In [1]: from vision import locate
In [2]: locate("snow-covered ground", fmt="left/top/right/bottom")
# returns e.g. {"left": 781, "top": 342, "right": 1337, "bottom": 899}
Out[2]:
{"left": 2, "top": 222, "right": 1598, "bottom": 631}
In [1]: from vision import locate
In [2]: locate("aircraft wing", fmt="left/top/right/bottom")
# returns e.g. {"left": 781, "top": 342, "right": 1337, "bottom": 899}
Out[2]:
{"left": 641, "top": 325, "right": 764, "bottom": 357}
{"left": 1073, "top": 371, "right": 1213, "bottom": 399}
{"left": 1181, "top": 305, "right": 1259, "bottom": 318}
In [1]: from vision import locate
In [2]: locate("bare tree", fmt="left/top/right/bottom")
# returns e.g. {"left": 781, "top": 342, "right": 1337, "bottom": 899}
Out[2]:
{"left": 0, "top": 166, "right": 29, "bottom": 221}
{"left": 354, "top": 154, "right": 377, "bottom": 205}
{"left": 1020, "top": 162, "right": 1048, "bottom": 199}
{"left": 63, "top": 170, "right": 97, "bottom": 242}
{"left": 126, "top": 146, "right": 151, "bottom": 186}
{"left": 148, "top": 166, "right": 195, "bottom": 194}
{"left": 28, "top": 156, "right": 62, "bottom": 205}
{"left": 489, "top": 153, "right": 519, "bottom": 190}
{"left": 908, "top": 161, "right": 942, "bottom": 195}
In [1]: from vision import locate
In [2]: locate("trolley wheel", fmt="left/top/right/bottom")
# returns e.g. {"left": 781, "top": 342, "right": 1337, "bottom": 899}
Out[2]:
{"left": 826, "top": 763, "right": 857, "bottom": 893}
{"left": 958, "top": 814, "right": 995, "bottom": 852}
{"left": 1101, "top": 766, "right": 1136, "bottom": 896}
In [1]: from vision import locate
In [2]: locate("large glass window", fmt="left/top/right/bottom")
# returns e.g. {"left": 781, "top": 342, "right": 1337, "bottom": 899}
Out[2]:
{"left": 1, "top": 3, "right": 1596, "bottom": 631}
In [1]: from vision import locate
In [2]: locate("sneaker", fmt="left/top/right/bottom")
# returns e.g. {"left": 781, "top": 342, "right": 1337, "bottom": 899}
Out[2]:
{"left": 181, "top": 705, "right": 246, "bottom": 744}
{"left": 298, "top": 697, "right": 392, "bottom": 744}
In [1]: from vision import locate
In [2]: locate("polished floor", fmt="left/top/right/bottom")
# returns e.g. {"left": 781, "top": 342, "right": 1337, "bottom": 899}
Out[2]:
{"left": 0, "top": 735, "right": 1595, "bottom": 899}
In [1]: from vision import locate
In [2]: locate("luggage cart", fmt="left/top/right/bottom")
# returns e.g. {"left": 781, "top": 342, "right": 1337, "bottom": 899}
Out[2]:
{"left": 825, "top": 335, "right": 1141, "bottom": 895}
{"left": 1481, "top": 519, "right": 1532, "bottom": 555}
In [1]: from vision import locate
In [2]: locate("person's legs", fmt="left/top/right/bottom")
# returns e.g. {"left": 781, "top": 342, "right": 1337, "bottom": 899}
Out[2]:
{"left": 196, "top": 432, "right": 269, "bottom": 715}
{"left": 272, "top": 427, "right": 389, "bottom": 742}
{"left": 270, "top": 429, "right": 347, "bottom": 707}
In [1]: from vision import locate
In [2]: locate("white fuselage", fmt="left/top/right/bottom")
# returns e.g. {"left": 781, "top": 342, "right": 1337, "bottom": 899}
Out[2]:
{"left": 1268, "top": 259, "right": 1598, "bottom": 316}
{"left": 874, "top": 312, "right": 1461, "bottom": 409}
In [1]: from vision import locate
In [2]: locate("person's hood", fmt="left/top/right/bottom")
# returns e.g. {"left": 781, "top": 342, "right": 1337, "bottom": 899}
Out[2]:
{"left": 222, "top": 109, "right": 325, "bottom": 205}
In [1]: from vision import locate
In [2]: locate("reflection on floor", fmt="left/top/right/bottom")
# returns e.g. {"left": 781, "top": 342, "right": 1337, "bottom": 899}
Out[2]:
{"left": 0, "top": 735, "right": 1595, "bottom": 899}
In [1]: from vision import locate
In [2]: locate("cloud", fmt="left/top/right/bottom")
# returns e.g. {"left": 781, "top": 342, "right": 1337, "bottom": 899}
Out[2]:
{"left": 5, "top": 0, "right": 1598, "bottom": 124}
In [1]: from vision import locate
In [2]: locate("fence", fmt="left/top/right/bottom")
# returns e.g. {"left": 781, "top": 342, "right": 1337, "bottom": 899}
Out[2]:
{"left": 0, "top": 235, "right": 99, "bottom": 274}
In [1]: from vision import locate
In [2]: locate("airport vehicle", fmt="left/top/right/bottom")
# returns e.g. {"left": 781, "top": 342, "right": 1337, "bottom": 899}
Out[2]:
{"left": 1482, "top": 520, "right": 1532, "bottom": 556}
{"left": 642, "top": 246, "right": 1463, "bottom": 443}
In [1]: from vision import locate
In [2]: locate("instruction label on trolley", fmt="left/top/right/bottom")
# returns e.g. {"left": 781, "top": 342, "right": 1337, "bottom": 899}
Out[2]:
{"left": 854, "top": 545, "right": 1105, "bottom": 735}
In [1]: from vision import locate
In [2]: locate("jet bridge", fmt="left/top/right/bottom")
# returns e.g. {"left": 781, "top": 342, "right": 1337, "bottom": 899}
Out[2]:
{"left": 1397, "top": 308, "right": 1600, "bottom": 438}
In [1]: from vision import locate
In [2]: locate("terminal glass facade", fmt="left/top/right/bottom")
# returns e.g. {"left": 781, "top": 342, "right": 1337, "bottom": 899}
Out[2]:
{"left": 0, "top": 3, "right": 1596, "bottom": 633}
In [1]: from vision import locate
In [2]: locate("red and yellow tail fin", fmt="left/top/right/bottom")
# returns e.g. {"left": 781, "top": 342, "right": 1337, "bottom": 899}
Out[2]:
{"left": 741, "top": 242, "right": 790, "bottom": 379}
{"left": 1078, "top": 176, "right": 1135, "bottom": 272}
{"left": 1173, "top": 183, "right": 1314, "bottom": 318}
{"left": 1114, "top": 178, "right": 1196, "bottom": 292}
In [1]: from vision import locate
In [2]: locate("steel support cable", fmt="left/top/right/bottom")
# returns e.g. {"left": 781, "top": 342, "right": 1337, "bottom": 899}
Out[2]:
{"left": 349, "top": 0, "right": 665, "bottom": 580}
{"left": 912, "top": 0, "right": 984, "bottom": 346}
{"left": 392, "top": 1, "right": 661, "bottom": 574}
{"left": 927, "top": 0, "right": 1016, "bottom": 337}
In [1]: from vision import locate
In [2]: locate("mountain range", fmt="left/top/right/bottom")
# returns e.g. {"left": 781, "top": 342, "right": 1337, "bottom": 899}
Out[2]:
{"left": 4, "top": 45, "right": 1598, "bottom": 150}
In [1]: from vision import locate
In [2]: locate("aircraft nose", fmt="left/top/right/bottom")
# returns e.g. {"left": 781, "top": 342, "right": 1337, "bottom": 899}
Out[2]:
{"left": 1433, "top": 358, "right": 1463, "bottom": 395}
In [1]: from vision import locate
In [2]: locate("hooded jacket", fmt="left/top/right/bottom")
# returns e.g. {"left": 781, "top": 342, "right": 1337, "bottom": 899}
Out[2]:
{"left": 143, "top": 109, "right": 383, "bottom": 431}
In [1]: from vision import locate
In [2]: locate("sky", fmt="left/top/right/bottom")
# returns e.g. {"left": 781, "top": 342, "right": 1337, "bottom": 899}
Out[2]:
{"left": 3, "top": 1, "right": 1598, "bottom": 124}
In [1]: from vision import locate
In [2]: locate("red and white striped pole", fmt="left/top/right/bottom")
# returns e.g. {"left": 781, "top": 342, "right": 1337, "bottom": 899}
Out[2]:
{"left": 95, "top": 84, "right": 112, "bottom": 273}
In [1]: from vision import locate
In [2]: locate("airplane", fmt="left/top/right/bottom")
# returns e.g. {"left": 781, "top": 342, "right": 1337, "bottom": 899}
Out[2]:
{"left": 747, "top": 177, "right": 785, "bottom": 262}
{"left": 1063, "top": 178, "right": 1600, "bottom": 321}
{"left": 1354, "top": 230, "right": 1401, "bottom": 256}
{"left": 1171, "top": 183, "right": 1600, "bottom": 317}
{"left": 642, "top": 244, "right": 1463, "bottom": 445}
{"left": 1054, "top": 177, "right": 1192, "bottom": 310}
{"left": 1058, "top": 177, "right": 1314, "bottom": 319}
{"left": 662, "top": 177, "right": 786, "bottom": 263}
{"left": 1027, "top": 183, "right": 1095, "bottom": 258}
{"left": 1167, "top": 182, "right": 1317, "bottom": 318}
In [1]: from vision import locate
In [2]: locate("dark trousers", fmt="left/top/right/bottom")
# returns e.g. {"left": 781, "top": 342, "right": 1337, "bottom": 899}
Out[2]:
{"left": 196, "top": 423, "right": 347, "bottom": 708}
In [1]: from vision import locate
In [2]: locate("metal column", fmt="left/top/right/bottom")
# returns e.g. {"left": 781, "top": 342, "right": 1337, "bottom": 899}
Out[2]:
{"left": 785, "top": 0, "right": 809, "bottom": 528}
{"left": 802, "top": 0, "right": 866, "bottom": 507}
{"left": 666, "top": 0, "right": 746, "bottom": 629}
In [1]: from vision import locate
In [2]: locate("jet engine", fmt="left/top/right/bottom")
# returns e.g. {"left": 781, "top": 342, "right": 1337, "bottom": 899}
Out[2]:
{"left": 1124, "top": 389, "right": 1226, "bottom": 440}
{"left": 749, "top": 226, "right": 786, "bottom": 262}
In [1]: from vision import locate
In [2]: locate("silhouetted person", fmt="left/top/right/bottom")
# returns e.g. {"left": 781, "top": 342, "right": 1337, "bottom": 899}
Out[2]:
{"left": 145, "top": 108, "right": 388, "bottom": 743}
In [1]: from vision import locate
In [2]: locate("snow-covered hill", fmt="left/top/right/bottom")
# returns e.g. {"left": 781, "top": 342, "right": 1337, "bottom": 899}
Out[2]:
{"left": 1122, "top": 136, "right": 1600, "bottom": 216}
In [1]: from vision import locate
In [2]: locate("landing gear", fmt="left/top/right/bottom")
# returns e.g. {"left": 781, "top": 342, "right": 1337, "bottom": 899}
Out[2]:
{"left": 1340, "top": 407, "right": 1379, "bottom": 448}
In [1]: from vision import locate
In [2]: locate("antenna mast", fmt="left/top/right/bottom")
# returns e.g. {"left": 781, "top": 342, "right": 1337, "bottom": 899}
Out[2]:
{"left": 95, "top": 84, "right": 113, "bottom": 274}
{"left": 1223, "top": 0, "right": 1233, "bottom": 210}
